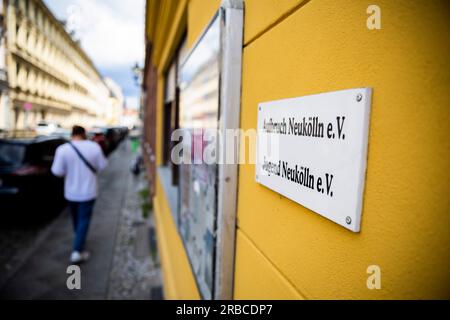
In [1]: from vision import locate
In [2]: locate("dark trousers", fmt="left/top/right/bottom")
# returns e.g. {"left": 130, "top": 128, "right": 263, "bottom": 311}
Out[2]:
{"left": 68, "top": 199, "right": 96, "bottom": 252}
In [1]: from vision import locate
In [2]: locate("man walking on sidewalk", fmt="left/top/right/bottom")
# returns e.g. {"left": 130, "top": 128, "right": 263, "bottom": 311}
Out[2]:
{"left": 51, "top": 125, "right": 108, "bottom": 263}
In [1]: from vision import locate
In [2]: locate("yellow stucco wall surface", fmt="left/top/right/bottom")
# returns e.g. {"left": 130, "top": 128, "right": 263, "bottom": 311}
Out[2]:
{"left": 234, "top": 230, "right": 305, "bottom": 299}
{"left": 243, "top": 0, "right": 307, "bottom": 45}
{"left": 235, "top": 0, "right": 450, "bottom": 299}
{"left": 187, "top": 0, "right": 222, "bottom": 48}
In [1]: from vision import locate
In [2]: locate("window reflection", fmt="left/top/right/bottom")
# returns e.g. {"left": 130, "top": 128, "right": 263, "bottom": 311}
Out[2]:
{"left": 178, "top": 15, "right": 220, "bottom": 299}
{"left": 179, "top": 17, "right": 220, "bottom": 130}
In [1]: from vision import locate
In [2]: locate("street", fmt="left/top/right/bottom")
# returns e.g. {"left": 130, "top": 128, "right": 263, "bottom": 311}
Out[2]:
{"left": 0, "top": 140, "right": 162, "bottom": 299}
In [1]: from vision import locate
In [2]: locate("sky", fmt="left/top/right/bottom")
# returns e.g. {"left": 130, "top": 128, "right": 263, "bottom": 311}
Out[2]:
{"left": 44, "top": 0, "right": 145, "bottom": 109}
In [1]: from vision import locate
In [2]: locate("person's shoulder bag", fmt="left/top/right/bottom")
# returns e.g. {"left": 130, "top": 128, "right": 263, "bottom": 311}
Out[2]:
{"left": 68, "top": 142, "right": 97, "bottom": 175}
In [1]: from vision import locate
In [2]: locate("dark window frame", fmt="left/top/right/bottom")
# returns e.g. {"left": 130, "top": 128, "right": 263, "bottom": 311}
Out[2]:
{"left": 162, "top": 36, "right": 186, "bottom": 186}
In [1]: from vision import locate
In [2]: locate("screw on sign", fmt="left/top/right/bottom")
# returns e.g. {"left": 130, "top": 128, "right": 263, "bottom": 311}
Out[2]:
{"left": 356, "top": 94, "right": 363, "bottom": 102}
{"left": 346, "top": 216, "right": 352, "bottom": 225}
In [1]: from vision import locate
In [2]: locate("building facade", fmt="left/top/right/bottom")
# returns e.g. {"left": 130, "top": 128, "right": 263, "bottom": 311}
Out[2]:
{"left": 143, "top": 0, "right": 450, "bottom": 299}
{"left": 1, "top": 0, "right": 111, "bottom": 131}
{"left": 0, "top": 1, "right": 9, "bottom": 130}
{"left": 104, "top": 77, "right": 124, "bottom": 126}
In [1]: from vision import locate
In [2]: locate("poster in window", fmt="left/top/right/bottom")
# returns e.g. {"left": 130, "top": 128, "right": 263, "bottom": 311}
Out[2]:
{"left": 178, "top": 15, "right": 220, "bottom": 299}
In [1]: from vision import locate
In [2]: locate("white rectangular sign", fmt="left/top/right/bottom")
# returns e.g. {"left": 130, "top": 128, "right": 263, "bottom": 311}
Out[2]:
{"left": 256, "top": 88, "right": 372, "bottom": 232}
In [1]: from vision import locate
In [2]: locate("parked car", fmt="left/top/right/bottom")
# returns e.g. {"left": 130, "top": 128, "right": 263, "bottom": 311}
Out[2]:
{"left": 35, "top": 122, "right": 61, "bottom": 136}
{"left": 49, "top": 128, "right": 71, "bottom": 140}
{"left": 0, "top": 136, "right": 67, "bottom": 223}
{"left": 88, "top": 128, "right": 108, "bottom": 155}
{"left": 128, "top": 125, "right": 142, "bottom": 139}
{"left": 117, "top": 126, "right": 129, "bottom": 140}
{"left": 90, "top": 126, "right": 128, "bottom": 156}
{"left": 105, "top": 127, "right": 121, "bottom": 152}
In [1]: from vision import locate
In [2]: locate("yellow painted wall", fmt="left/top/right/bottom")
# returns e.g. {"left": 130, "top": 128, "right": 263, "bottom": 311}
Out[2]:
{"left": 148, "top": 0, "right": 450, "bottom": 299}
{"left": 235, "top": 0, "right": 450, "bottom": 299}
{"left": 243, "top": 0, "right": 307, "bottom": 45}
{"left": 187, "top": 0, "right": 222, "bottom": 48}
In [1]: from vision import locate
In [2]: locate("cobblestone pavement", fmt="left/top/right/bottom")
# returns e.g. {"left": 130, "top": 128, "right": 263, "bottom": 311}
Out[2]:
{"left": 0, "top": 140, "right": 162, "bottom": 299}
{"left": 107, "top": 162, "right": 162, "bottom": 299}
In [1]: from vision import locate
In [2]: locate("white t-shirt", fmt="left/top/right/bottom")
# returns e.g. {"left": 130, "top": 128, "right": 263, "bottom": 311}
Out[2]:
{"left": 51, "top": 140, "right": 108, "bottom": 202}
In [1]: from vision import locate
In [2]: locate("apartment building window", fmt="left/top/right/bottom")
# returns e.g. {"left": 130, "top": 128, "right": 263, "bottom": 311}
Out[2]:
{"left": 158, "top": 37, "right": 187, "bottom": 226}
{"left": 33, "top": 3, "right": 37, "bottom": 22}
{"left": 36, "top": 10, "right": 40, "bottom": 28}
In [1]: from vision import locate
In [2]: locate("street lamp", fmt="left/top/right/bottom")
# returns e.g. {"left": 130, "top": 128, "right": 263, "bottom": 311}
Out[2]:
{"left": 132, "top": 62, "right": 143, "bottom": 87}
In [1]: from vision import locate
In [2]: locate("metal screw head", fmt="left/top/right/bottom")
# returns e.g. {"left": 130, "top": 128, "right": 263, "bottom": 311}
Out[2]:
{"left": 356, "top": 93, "right": 363, "bottom": 102}
{"left": 345, "top": 216, "right": 352, "bottom": 224}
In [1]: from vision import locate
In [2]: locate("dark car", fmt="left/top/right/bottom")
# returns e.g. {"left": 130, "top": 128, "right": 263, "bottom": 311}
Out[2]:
{"left": 0, "top": 136, "right": 67, "bottom": 223}
{"left": 117, "top": 126, "right": 129, "bottom": 140}
{"left": 103, "top": 127, "right": 126, "bottom": 155}
{"left": 105, "top": 127, "right": 121, "bottom": 152}
{"left": 88, "top": 129, "right": 108, "bottom": 155}
{"left": 88, "top": 126, "right": 128, "bottom": 156}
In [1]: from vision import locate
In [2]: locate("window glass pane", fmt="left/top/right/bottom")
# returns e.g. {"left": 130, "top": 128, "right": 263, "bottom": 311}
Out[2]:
{"left": 164, "top": 62, "right": 176, "bottom": 103}
{"left": 0, "top": 144, "right": 26, "bottom": 166}
{"left": 178, "top": 14, "right": 220, "bottom": 299}
{"left": 179, "top": 18, "right": 220, "bottom": 129}
{"left": 178, "top": 38, "right": 189, "bottom": 72}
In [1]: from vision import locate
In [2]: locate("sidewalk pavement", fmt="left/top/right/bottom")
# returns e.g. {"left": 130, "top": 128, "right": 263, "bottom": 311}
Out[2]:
{"left": 0, "top": 140, "right": 161, "bottom": 300}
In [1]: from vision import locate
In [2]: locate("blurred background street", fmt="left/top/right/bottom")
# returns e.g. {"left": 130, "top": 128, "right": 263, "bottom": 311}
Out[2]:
{"left": 0, "top": 0, "right": 160, "bottom": 299}
{"left": 0, "top": 139, "right": 162, "bottom": 299}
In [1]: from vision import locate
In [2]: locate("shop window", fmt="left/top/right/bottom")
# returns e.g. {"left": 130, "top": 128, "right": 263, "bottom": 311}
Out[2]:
{"left": 162, "top": 61, "right": 176, "bottom": 166}
{"left": 177, "top": 16, "right": 220, "bottom": 300}
{"left": 162, "top": 38, "right": 187, "bottom": 186}
{"left": 177, "top": 3, "right": 243, "bottom": 299}
{"left": 157, "top": 3, "right": 243, "bottom": 300}
{"left": 159, "top": 37, "right": 187, "bottom": 224}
